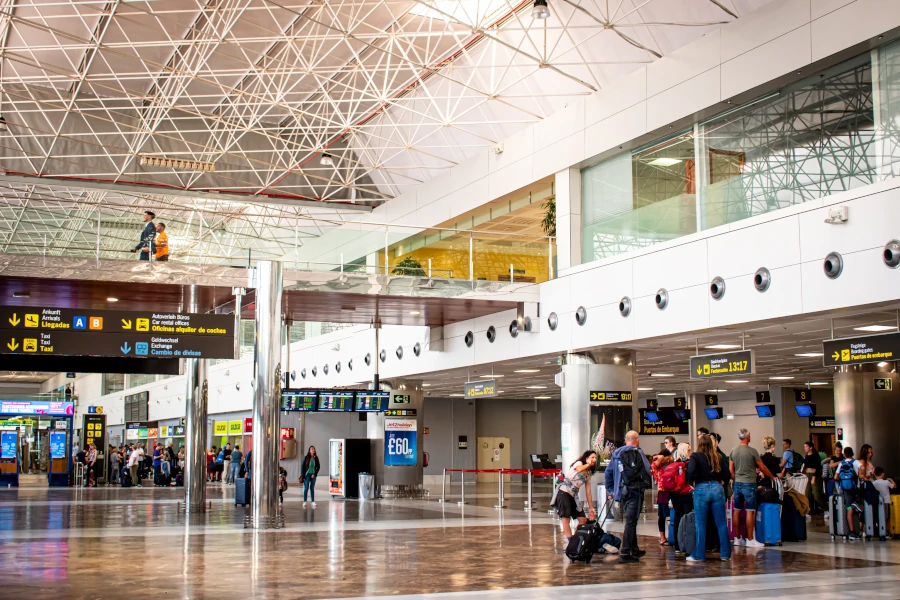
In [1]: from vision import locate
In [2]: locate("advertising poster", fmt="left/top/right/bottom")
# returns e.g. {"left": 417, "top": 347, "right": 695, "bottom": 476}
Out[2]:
{"left": 50, "top": 431, "right": 66, "bottom": 459}
{"left": 0, "top": 431, "right": 17, "bottom": 458}
{"left": 384, "top": 418, "right": 417, "bottom": 467}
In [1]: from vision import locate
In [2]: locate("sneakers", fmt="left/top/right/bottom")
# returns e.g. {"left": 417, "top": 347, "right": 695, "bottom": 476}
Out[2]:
{"left": 745, "top": 539, "right": 765, "bottom": 549}
{"left": 851, "top": 502, "right": 862, "bottom": 513}
{"left": 849, "top": 533, "right": 861, "bottom": 541}
{"left": 733, "top": 537, "right": 745, "bottom": 546}
{"left": 720, "top": 556, "right": 732, "bottom": 562}
{"left": 618, "top": 554, "right": 639, "bottom": 564}
{"left": 311, "top": 502, "right": 317, "bottom": 508}
{"left": 674, "top": 550, "right": 685, "bottom": 557}
{"left": 302, "top": 501, "right": 307, "bottom": 507}
{"left": 602, "top": 543, "right": 619, "bottom": 554}
{"left": 633, "top": 550, "right": 646, "bottom": 558}
{"left": 685, "top": 556, "right": 703, "bottom": 563}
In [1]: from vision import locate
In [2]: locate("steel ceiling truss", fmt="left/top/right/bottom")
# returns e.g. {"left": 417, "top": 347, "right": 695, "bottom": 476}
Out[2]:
{"left": 0, "top": 0, "right": 766, "bottom": 259}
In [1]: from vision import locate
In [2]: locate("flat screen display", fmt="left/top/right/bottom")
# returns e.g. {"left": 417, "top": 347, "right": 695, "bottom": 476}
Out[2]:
{"left": 281, "top": 389, "right": 317, "bottom": 411}
{"left": 795, "top": 404, "right": 816, "bottom": 418}
{"left": 673, "top": 409, "right": 690, "bottom": 421}
{"left": 318, "top": 392, "right": 354, "bottom": 412}
{"left": 755, "top": 404, "right": 776, "bottom": 418}
{"left": 705, "top": 407, "right": 723, "bottom": 420}
{"left": 355, "top": 391, "right": 389, "bottom": 412}
{"left": 645, "top": 411, "right": 659, "bottom": 423}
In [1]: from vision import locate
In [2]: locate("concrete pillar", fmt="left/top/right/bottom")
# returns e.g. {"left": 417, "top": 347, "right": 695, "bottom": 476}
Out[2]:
{"left": 380, "top": 380, "right": 424, "bottom": 497}
{"left": 183, "top": 285, "right": 209, "bottom": 513}
{"left": 558, "top": 352, "right": 636, "bottom": 468}
{"left": 835, "top": 368, "right": 900, "bottom": 474}
{"left": 554, "top": 168, "right": 582, "bottom": 272}
{"left": 251, "top": 261, "right": 284, "bottom": 529}
{"left": 367, "top": 410, "right": 385, "bottom": 489}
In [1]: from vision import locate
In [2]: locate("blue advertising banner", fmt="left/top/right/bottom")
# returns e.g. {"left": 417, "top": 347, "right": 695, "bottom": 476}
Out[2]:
{"left": 1, "top": 431, "right": 17, "bottom": 458}
{"left": 50, "top": 431, "right": 66, "bottom": 459}
{"left": 384, "top": 418, "right": 417, "bottom": 467}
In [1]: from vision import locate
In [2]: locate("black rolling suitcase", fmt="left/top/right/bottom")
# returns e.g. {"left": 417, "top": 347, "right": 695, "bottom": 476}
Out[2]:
{"left": 565, "top": 499, "right": 612, "bottom": 563}
{"left": 120, "top": 467, "right": 132, "bottom": 488}
{"left": 235, "top": 477, "right": 251, "bottom": 506}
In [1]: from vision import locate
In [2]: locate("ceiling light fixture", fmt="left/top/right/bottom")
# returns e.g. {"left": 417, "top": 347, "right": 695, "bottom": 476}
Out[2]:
{"left": 531, "top": 0, "right": 550, "bottom": 19}
{"left": 795, "top": 352, "right": 824, "bottom": 358}
{"left": 724, "top": 380, "right": 748, "bottom": 384}
{"left": 12, "top": 291, "right": 29, "bottom": 298}
{"left": 526, "top": 385, "right": 547, "bottom": 389}
{"left": 648, "top": 157, "right": 682, "bottom": 167}
{"left": 657, "top": 392, "right": 676, "bottom": 396}
{"left": 534, "top": 395, "right": 552, "bottom": 399}
{"left": 808, "top": 381, "right": 829, "bottom": 386}
{"left": 637, "top": 387, "right": 653, "bottom": 391}
{"left": 449, "top": 393, "right": 464, "bottom": 397}
{"left": 854, "top": 325, "right": 897, "bottom": 332}
{"left": 650, "top": 373, "right": 674, "bottom": 378}
{"left": 708, "top": 389, "right": 727, "bottom": 393}
{"left": 107, "top": 297, "right": 119, "bottom": 302}
{"left": 422, "top": 383, "right": 431, "bottom": 387}
{"left": 878, "top": 361, "right": 889, "bottom": 367}
{"left": 479, "top": 374, "right": 503, "bottom": 378}
{"left": 409, "top": 311, "right": 421, "bottom": 315}
{"left": 704, "top": 344, "right": 742, "bottom": 350}
{"left": 514, "top": 369, "right": 540, "bottom": 373}
{"left": 320, "top": 153, "right": 334, "bottom": 166}
{"left": 769, "top": 376, "right": 794, "bottom": 380}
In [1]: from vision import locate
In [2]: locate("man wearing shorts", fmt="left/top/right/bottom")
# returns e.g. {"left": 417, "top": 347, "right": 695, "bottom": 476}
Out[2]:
{"left": 730, "top": 429, "right": 775, "bottom": 547}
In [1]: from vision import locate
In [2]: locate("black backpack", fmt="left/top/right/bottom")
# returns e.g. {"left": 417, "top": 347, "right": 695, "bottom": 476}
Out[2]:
{"left": 790, "top": 450, "right": 804, "bottom": 473}
{"left": 619, "top": 447, "right": 652, "bottom": 491}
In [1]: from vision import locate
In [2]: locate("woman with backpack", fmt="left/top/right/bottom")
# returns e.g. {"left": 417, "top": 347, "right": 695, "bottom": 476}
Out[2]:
{"left": 552, "top": 450, "right": 598, "bottom": 541}
{"left": 652, "top": 436, "right": 677, "bottom": 545}
{"left": 666, "top": 443, "right": 694, "bottom": 557}
{"left": 686, "top": 435, "right": 731, "bottom": 562}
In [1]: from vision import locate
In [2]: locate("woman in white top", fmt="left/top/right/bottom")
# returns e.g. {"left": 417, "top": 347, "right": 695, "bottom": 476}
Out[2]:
{"left": 553, "top": 450, "right": 598, "bottom": 540}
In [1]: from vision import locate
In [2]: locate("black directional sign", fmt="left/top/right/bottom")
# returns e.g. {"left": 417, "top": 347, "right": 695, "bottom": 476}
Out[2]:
{"left": 874, "top": 378, "right": 893, "bottom": 391}
{"left": 690, "top": 350, "right": 754, "bottom": 379}
{"left": 823, "top": 332, "right": 900, "bottom": 367}
{"left": 589, "top": 391, "right": 633, "bottom": 402}
{"left": 1, "top": 306, "right": 234, "bottom": 359}
{"left": 756, "top": 391, "right": 771, "bottom": 403}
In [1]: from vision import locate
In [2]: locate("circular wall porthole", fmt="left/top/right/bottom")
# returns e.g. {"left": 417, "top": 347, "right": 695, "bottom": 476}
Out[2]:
{"left": 465, "top": 331, "right": 474, "bottom": 347}
{"left": 323, "top": 364, "right": 328, "bottom": 375}
{"left": 547, "top": 312, "right": 558, "bottom": 331}
{"left": 348, "top": 359, "right": 353, "bottom": 371}
{"left": 396, "top": 346, "right": 404, "bottom": 359}
{"left": 311, "top": 366, "right": 317, "bottom": 377}
{"left": 710, "top": 276, "right": 725, "bottom": 300}
{"left": 655, "top": 289, "right": 668, "bottom": 310}
{"left": 618, "top": 296, "right": 631, "bottom": 318}
{"left": 754, "top": 267, "right": 771, "bottom": 292}
{"left": 885, "top": 240, "right": 900, "bottom": 268}
{"left": 823, "top": 252, "right": 843, "bottom": 279}
{"left": 575, "top": 306, "right": 587, "bottom": 326}
{"left": 413, "top": 342, "right": 421, "bottom": 357}
{"left": 364, "top": 353, "right": 371, "bottom": 366}
{"left": 335, "top": 362, "right": 341, "bottom": 373}
{"left": 486, "top": 326, "right": 496, "bottom": 343}
{"left": 379, "top": 349, "right": 387, "bottom": 362}
{"left": 300, "top": 368, "right": 307, "bottom": 379}
{"left": 509, "top": 320, "right": 519, "bottom": 338}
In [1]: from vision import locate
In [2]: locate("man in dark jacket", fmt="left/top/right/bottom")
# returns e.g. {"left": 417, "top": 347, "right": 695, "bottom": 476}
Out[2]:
{"left": 131, "top": 211, "right": 155, "bottom": 260}
{"left": 605, "top": 430, "right": 651, "bottom": 563}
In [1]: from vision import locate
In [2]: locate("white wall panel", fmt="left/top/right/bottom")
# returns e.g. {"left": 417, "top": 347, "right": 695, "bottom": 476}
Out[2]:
{"left": 570, "top": 301, "right": 635, "bottom": 349}
{"left": 801, "top": 247, "right": 900, "bottom": 313}
{"left": 584, "top": 67, "right": 646, "bottom": 127}
{"left": 532, "top": 130, "right": 586, "bottom": 181}
{"left": 540, "top": 268, "right": 573, "bottom": 314}
{"left": 488, "top": 156, "right": 534, "bottom": 200}
{"left": 583, "top": 102, "right": 647, "bottom": 160}
{"left": 450, "top": 150, "right": 490, "bottom": 190}
{"left": 445, "top": 178, "right": 491, "bottom": 220}
{"left": 632, "top": 240, "right": 708, "bottom": 297}
{"left": 707, "top": 264, "right": 803, "bottom": 328}
{"left": 721, "top": 25, "right": 812, "bottom": 99}
{"left": 633, "top": 284, "right": 710, "bottom": 339}
{"left": 811, "top": 0, "right": 900, "bottom": 62}
{"left": 647, "top": 29, "right": 721, "bottom": 97}
{"left": 534, "top": 97, "right": 585, "bottom": 150}
{"left": 647, "top": 67, "right": 721, "bottom": 131}
{"left": 415, "top": 198, "right": 451, "bottom": 226}
{"left": 720, "top": 0, "right": 811, "bottom": 62}
{"left": 489, "top": 125, "right": 534, "bottom": 173}
{"left": 569, "top": 257, "right": 632, "bottom": 309}
{"left": 798, "top": 184, "right": 900, "bottom": 260}
{"left": 812, "top": 0, "right": 855, "bottom": 20}
{"left": 707, "top": 215, "right": 801, "bottom": 278}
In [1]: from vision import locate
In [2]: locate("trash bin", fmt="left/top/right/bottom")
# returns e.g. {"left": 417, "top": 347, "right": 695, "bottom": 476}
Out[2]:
{"left": 358, "top": 473, "right": 375, "bottom": 500}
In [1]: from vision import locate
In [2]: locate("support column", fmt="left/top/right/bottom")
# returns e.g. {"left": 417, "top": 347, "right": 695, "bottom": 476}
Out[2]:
{"left": 554, "top": 168, "right": 582, "bottom": 272}
{"left": 379, "top": 380, "right": 425, "bottom": 498}
{"left": 251, "top": 261, "right": 284, "bottom": 529}
{"left": 835, "top": 368, "right": 900, "bottom": 474}
{"left": 183, "top": 286, "right": 208, "bottom": 513}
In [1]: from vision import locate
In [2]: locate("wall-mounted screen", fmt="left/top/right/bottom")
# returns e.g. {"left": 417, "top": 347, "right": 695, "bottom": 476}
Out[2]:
{"left": 318, "top": 392, "right": 354, "bottom": 412}
{"left": 795, "top": 404, "right": 816, "bottom": 418}
{"left": 281, "top": 389, "right": 317, "bottom": 412}
{"left": 705, "top": 407, "right": 723, "bottom": 420}
{"left": 355, "top": 391, "right": 389, "bottom": 412}
{"left": 755, "top": 405, "right": 776, "bottom": 418}
{"left": 645, "top": 411, "right": 659, "bottom": 423}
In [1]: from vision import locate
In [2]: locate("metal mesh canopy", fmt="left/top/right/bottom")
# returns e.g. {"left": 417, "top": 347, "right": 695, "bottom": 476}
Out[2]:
{"left": 0, "top": 0, "right": 770, "bottom": 258}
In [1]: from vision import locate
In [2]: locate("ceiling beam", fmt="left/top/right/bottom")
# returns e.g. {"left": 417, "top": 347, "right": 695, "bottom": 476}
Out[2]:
{"left": 0, "top": 173, "right": 374, "bottom": 212}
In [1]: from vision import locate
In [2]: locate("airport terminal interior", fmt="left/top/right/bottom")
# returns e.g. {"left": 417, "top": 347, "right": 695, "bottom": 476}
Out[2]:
{"left": 4, "top": 0, "right": 900, "bottom": 598}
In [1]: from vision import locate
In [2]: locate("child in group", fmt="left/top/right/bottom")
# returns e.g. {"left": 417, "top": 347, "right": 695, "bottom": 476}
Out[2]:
{"left": 872, "top": 467, "right": 896, "bottom": 531}
{"left": 278, "top": 466, "right": 288, "bottom": 504}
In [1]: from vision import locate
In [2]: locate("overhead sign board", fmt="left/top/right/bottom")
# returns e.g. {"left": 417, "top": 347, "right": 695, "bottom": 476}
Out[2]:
{"left": 465, "top": 380, "right": 498, "bottom": 398}
{"left": 810, "top": 417, "right": 836, "bottom": 428}
{"left": 756, "top": 391, "right": 771, "bottom": 404}
{"left": 356, "top": 391, "right": 389, "bottom": 412}
{"left": 874, "top": 377, "right": 893, "bottom": 391}
{"left": 794, "top": 389, "right": 813, "bottom": 403}
{"left": 638, "top": 408, "right": 690, "bottom": 435}
{"left": 318, "top": 392, "right": 354, "bottom": 411}
{"left": 704, "top": 394, "right": 718, "bottom": 406}
{"left": 0, "top": 401, "right": 74, "bottom": 416}
{"left": 0, "top": 306, "right": 235, "bottom": 359}
{"left": 385, "top": 409, "right": 416, "bottom": 417}
{"left": 823, "top": 332, "right": 900, "bottom": 367}
{"left": 690, "top": 350, "right": 754, "bottom": 379}
{"left": 281, "top": 389, "right": 318, "bottom": 411}
{"left": 589, "top": 391, "right": 633, "bottom": 403}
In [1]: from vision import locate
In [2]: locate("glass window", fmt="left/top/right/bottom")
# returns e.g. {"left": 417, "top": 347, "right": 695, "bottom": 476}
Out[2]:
{"left": 101, "top": 373, "right": 124, "bottom": 395}
{"left": 580, "top": 43, "right": 900, "bottom": 263}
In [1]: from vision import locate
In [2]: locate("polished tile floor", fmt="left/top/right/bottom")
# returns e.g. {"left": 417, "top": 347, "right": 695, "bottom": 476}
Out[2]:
{"left": 0, "top": 483, "right": 898, "bottom": 599}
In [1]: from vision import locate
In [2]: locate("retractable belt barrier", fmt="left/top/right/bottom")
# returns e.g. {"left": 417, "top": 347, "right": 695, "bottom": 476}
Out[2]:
{"left": 438, "top": 468, "right": 561, "bottom": 509}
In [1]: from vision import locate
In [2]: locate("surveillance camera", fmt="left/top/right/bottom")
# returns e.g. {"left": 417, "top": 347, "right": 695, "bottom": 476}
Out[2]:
{"left": 825, "top": 205, "right": 848, "bottom": 224}
{"left": 491, "top": 143, "right": 504, "bottom": 155}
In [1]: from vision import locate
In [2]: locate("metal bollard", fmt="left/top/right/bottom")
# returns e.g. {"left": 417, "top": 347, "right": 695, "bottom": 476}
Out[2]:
{"left": 437, "top": 468, "right": 447, "bottom": 503}
{"left": 457, "top": 471, "right": 467, "bottom": 505}
{"left": 524, "top": 471, "right": 534, "bottom": 511}
{"left": 494, "top": 469, "right": 507, "bottom": 509}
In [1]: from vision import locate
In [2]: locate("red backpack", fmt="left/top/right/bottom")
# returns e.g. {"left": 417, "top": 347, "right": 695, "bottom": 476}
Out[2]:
{"left": 658, "top": 461, "right": 688, "bottom": 493}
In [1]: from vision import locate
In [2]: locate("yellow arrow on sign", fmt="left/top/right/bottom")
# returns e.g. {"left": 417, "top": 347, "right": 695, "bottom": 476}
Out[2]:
{"left": 121, "top": 319, "right": 132, "bottom": 330}
{"left": 696, "top": 365, "right": 702, "bottom": 375}
{"left": 7, "top": 338, "right": 18, "bottom": 351}
{"left": 8, "top": 313, "right": 20, "bottom": 326}
{"left": 831, "top": 351, "right": 840, "bottom": 361}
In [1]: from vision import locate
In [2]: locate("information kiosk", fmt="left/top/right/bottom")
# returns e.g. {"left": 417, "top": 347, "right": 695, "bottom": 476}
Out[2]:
{"left": 0, "top": 400, "right": 74, "bottom": 486}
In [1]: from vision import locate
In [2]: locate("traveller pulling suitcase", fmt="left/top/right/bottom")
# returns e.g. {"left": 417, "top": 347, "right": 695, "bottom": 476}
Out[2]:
{"left": 566, "top": 498, "right": 614, "bottom": 563}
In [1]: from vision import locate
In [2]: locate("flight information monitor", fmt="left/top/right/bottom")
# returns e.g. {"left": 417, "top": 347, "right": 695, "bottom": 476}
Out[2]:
{"left": 704, "top": 407, "right": 723, "bottom": 420}
{"left": 281, "top": 389, "right": 317, "bottom": 411}
{"left": 355, "top": 391, "right": 389, "bottom": 412}
{"left": 795, "top": 404, "right": 816, "bottom": 418}
{"left": 755, "top": 404, "right": 776, "bottom": 418}
{"left": 318, "top": 392, "right": 354, "bottom": 412}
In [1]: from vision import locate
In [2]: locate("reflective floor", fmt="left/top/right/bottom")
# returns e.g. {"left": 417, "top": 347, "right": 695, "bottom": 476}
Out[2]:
{"left": 0, "top": 484, "right": 899, "bottom": 599}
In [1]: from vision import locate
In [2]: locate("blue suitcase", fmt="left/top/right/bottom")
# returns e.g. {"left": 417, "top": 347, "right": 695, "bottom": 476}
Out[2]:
{"left": 755, "top": 503, "right": 782, "bottom": 546}
{"left": 667, "top": 507, "right": 675, "bottom": 544}
{"left": 235, "top": 477, "right": 251, "bottom": 507}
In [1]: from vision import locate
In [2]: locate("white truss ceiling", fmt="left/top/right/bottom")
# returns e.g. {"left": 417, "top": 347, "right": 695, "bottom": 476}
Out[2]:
{"left": 0, "top": 0, "right": 772, "bottom": 259}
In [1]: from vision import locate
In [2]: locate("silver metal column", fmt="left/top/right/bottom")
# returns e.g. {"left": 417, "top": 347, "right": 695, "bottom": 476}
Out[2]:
{"left": 183, "top": 357, "right": 208, "bottom": 512}
{"left": 183, "top": 285, "right": 208, "bottom": 513}
{"left": 251, "top": 261, "right": 284, "bottom": 529}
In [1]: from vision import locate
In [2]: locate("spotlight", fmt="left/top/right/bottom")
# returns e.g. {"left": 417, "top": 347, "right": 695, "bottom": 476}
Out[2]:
{"left": 320, "top": 153, "right": 334, "bottom": 166}
{"left": 0, "top": 115, "right": 9, "bottom": 132}
{"left": 532, "top": 0, "right": 550, "bottom": 19}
